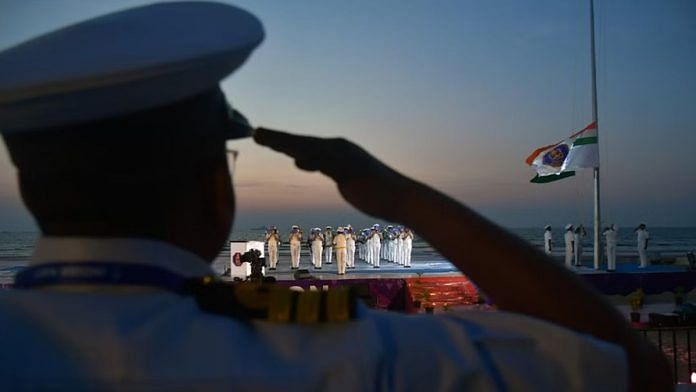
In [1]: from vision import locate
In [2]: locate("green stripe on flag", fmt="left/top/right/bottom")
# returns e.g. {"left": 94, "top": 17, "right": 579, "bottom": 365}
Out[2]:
{"left": 573, "top": 136, "right": 598, "bottom": 146}
{"left": 530, "top": 171, "right": 576, "bottom": 184}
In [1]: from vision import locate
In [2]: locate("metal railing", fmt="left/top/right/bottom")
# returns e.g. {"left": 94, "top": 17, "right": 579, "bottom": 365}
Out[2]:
{"left": 637, "top": 327, "right": 694, "bottom": 384}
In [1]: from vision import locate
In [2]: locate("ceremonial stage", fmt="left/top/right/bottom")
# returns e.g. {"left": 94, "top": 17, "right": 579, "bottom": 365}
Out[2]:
{"left": 253, "top": 258, "right": 696, "bottom": 313}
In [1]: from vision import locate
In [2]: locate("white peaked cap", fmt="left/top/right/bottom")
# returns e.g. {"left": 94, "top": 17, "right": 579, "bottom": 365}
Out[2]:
{"left": 0, "top": 2, "right": 264, "bottom": 134}
{"left": 565, "top": 224, "right": 573, "bottom": 230}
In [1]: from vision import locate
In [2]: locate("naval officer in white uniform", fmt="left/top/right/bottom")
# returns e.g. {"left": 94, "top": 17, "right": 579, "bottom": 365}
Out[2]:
{"left": 635, "top": 223, "right": 650, "bottom": 268}
{"left": 265, "top": 226, "right": 281, "bottom": 270}
{"left": 0, "top": 3, "right": 668, "bottom": 390}
{"left": 543, "top": 225, "right": 553, "bottom": 255}
{"left": 604, "top": 224, "right": 618, "bottom": 272}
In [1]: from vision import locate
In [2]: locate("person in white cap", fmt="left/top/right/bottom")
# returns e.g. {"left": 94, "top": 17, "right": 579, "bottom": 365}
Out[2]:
{"left": 543, "top": 225, "right": 553, "bottom": 255}
{"left": 333, "top": 227, "right": 348, "bottom": 275}
{"left": 402, "top": 227, "right": 414, "bottom": 268}
{"left": 308, "top": 227, "right": 324, "bottom": 269}
{"left": 564, "top": 224, "right": 575, "bottom": 267}
{"left": 604, "top": 224, "right": 619, "bottom": 272}
{"left": 635, "top": 223, "right": 650, "bottom": 268}
{"left": 265, "top": 226, "right": 281, "bottom": 270}
{"left": 345, "top": 225, "right": 356, "bottom": 269}
{"left": 396, "top": 226, "right": 405, "bottom": 265}
{"left": 323, "top": 226, "right": 334, "bottom": 265}
{"left": 0, "top": 3, "right": 667, "bottom": 389}
{"left": 369, "top": 224, "right": 382, "bottom": 268}
{"left": 288, "top": 225, "right": 303, "bottom": 269}
{"left": 574, "top": 225, "right": 587, "bottom": 267}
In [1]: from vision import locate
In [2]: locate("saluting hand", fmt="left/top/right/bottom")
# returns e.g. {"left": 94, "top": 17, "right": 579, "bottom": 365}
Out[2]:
{"left": 254, "top": 128, "right": 410, "bottom": 221}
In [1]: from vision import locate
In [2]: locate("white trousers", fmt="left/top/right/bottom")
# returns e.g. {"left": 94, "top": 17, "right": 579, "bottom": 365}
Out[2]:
{"left": 336, "top": 248, "right": 347, "bottom": 274}
{"left": 606, "top": 245, "right": 616, "bottom": 270}
{"left": 324, "top": 246, "right": 333, "bottom": 264}
{"left": 268, "top": 243, "right": 278, "bottom": 268}
{"left": 290, "top": 242, "right": 301, "bottom": 268}
{"left": 346, "top": 241, "right": 355, "bottom": 267}
{"left": 396, "top": 240, "right": 404, "bottom": 264}
{"left": 312, "top": 240, "right": 323, "bottom": 268}
{"left": 404, "top": 239, "right": 412, "bottom": 267}
{"left": 638, "top": 247, "right": 648, "bottom": 267}
{"left": 366, "top": 240, "right": 373, "bottom": 264}
{"left": 372, "top": 241, "right": 381, "bottom": 267}
{"left": 565, "top": 245, "right": 573, "bottom": 267}
{"left": 574, "top": 243, "right": 583, "bottom": 266}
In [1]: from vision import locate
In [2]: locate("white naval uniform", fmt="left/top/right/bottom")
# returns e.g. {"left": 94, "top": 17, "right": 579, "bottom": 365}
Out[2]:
{"left": 371, "top": 232, "right": 381, "bottom": 267}
{"left": 289, "top": 233, "right": 302, "bottom": 268}
{"left": 333, "top": 233, "right": 347, "bottom": 275}
{"left": 324, "top": 232, "right": 333, "bottom": 265}
{"left": 564, "top": 231, "right": 575, "bottom": 267}
{"left": 543, "top": 230, "right": 553, "bottom": 255}
{"left": 636, "top": 229, "right": 650, "bottom": 268}
{"left": 0, "top": 237, "right": 628, "bottom": 390}
{"left": 266, "top": 233, "right": 280, "bottom": 269}
{"left": 403, "top": 233, "right": 413, "bottom": 267}
{"left": 604, "top": 229, "right": 618, "bottom": 271}
{"left": 346, "top": 234, "right": 356, "bottom": 268}
{"left": 311, "top": 234, "right": 324, "bottom": 269}
{"left": 366, "top": 235, "right": 373, "bottom": 265}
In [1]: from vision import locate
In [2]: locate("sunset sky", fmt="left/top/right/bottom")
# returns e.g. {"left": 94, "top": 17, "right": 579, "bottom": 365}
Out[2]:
{"left": 1, "top": 0, "right": 695, "bottom": 231}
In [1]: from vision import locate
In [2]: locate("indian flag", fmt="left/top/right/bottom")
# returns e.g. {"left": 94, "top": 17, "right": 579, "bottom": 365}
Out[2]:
{"left": 526, "top": 122, "right": 599, "bottom": 183}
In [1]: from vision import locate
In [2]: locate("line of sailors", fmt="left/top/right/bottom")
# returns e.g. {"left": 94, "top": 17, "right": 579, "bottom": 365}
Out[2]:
{"left": 357, "top": 224, "right": 414, "bottom": 268}
{"left": 544, "top": 223, "right": 650, "bottom": 271}
{"left": 264, "top": 224, "right": 414, "bottom": 273}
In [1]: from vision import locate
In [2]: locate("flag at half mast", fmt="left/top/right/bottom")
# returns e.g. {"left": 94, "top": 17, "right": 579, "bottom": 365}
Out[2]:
{"left": 526, "top": 122, "right": 598, "bottom": 183}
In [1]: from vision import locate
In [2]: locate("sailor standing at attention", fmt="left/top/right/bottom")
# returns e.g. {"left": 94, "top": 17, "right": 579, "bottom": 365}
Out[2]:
{"left": 288, "top": 225, "right": 303, "bottom": 269}
{"left": 635, "top": 223, "right": 650, "bottom": 268}
{"left": 543, "top": 225, "right": 553, "bottom": 255}
{"left": 396, "top": 226, "right": 405, "bottom": 265}
{"left": 604, "top": 224, "right": 618, "bottom": 272}
{"left": 370, "top": 224, "right": 382, "bottom": 268}
{"left": 333, "top": 227, "right": 348, "bottom": 275}
{"left": 265, "top": 226, "right": 280, "bottom": 270}
{"left": 323, "top": 226, "right": 334, "bottom": 265}
{"left": 402, "top": 227, "right": 414, "bottom": 268}
{"left": 345, "top": 226, "right": 356, "bottom": 269}
{"left": 384, "top": 225, "right": 394, "bottom": 262}
{"left": 574, "top": 225, "right": 586, "bottom": 267}
{"left": 564, "top": 224, "right": 575, "bottom": 268}
{"left": 309, "top": 228, "right": 324, "bottom": 269}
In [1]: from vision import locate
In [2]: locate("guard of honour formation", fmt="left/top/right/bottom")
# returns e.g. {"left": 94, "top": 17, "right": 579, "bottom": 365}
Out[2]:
{"left": 264, "top": 224, "right": 415, "bottom": 275}
{"left": 544, "top": 223, "right": 651, "bottom": 271}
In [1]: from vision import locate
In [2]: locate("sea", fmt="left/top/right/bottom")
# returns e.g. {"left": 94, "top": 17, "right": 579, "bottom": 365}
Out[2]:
{"left": 1, "top": 227, "right": 694, "bottom": 283}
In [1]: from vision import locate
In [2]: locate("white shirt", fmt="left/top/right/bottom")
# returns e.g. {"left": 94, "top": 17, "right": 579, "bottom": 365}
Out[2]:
{"left": 636, "top": 229, "right": 649, "bottom": 248}
{"left": 0, "top": 237, "right": 627, "bottom": 390}
{"left": 604, "top": 230, "right": 618, "bottom": 247}
{"left": 564, "top": 231, "right": 575, "bottom": 247}
{"left": 544, "top": 231, "right": 553, "bottom": 252}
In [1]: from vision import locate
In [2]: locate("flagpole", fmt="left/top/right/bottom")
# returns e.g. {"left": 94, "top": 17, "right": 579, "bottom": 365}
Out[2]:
{"left": 590, "top": 0, "right": 601, "bottom": 270}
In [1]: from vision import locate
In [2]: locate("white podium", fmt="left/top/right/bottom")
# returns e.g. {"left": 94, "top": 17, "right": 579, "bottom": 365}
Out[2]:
{"left": 229, "top": 241, "right": 265, "bottom": 279}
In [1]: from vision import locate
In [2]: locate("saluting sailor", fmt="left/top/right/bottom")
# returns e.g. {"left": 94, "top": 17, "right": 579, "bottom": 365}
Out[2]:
{"left": 543, "top": 225, "right": 553, "bottom": 255}
{"left": 265, "top": 226, "right": 281, "bottom": 270}
{"left": 323, "top": 226, "right": 334, "bottom": 265}
{"left": 333, "top": 227, "right": 348, "bottom": 275}
{"left": 564, "top": 224, "right": 575, "bottom": 267}
{"left": 396, "top": 226, "right": 405, "bottom": 265}
{"left": 288, "top": 225, "right": 303, "bottom": 269}
{"left": 309, "top": 227, "right": 324, "bottom": 269}
{"left": 345, "top": 225, "right": 357, "bottom": 269}
{"left": 635, "top": 223, "right": 650, "bottom": 268}
{"left": 604, "top": 224, "right": 618, "bottom": 272}
{"left": 0, "top": 2, "right": 654, "bottom": 390}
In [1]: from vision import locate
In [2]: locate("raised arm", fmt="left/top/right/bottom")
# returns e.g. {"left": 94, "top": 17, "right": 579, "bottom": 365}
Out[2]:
{"left": 254, "top": 127, "right": 671, "bottom": 391}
